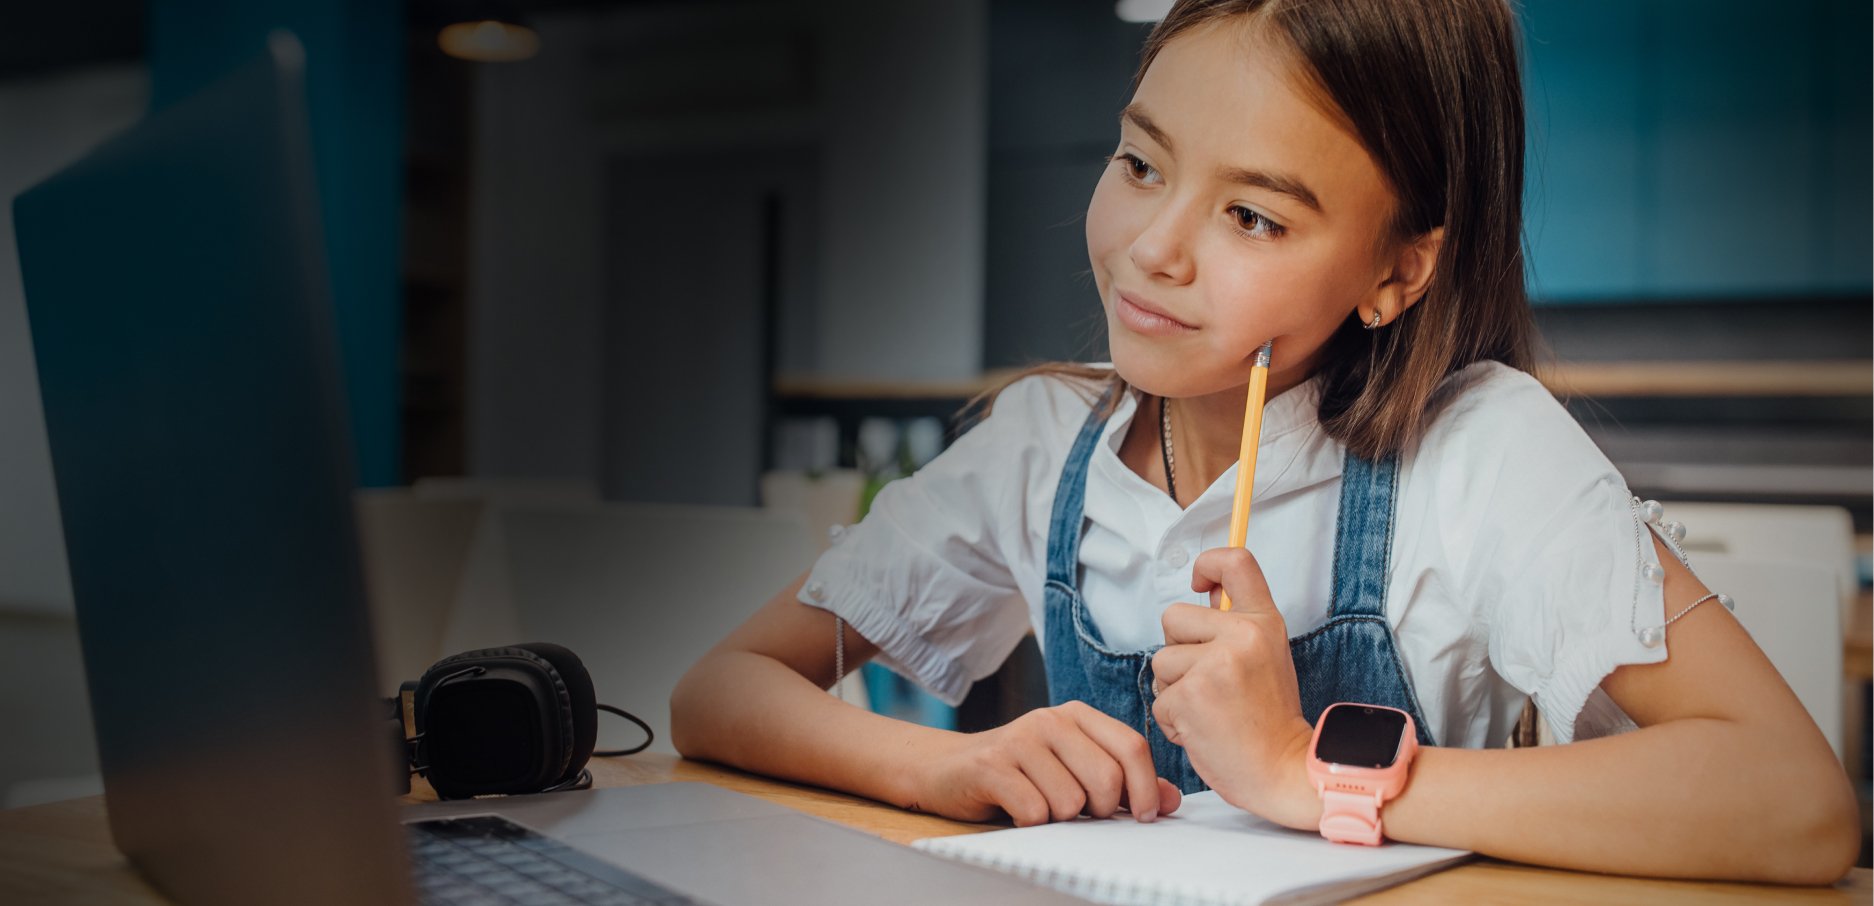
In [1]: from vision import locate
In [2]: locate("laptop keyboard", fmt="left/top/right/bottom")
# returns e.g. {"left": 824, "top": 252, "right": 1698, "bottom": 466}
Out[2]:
{"left": 406, "top": 814, "right": 703, "bottom": 906}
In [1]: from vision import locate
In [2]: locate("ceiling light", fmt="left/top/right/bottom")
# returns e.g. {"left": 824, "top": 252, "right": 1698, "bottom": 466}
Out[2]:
{"left": 1115, "top": 0, "right": 1175, "bottom": 23}
{"left": 438, "top": 8, "right": 539, "bottom": 63}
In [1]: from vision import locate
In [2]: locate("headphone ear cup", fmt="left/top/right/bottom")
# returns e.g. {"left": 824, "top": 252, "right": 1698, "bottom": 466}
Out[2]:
{"left": 409, "top": 646, "right": 514, "bottom": 747}
{"left": 513, "top": 642, "right": 598, "bottom": 782}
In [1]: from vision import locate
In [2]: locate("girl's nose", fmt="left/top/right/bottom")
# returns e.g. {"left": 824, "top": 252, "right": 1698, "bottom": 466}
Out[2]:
{"left": 1128, "top": 202, "right": 1196, "bottom": 284}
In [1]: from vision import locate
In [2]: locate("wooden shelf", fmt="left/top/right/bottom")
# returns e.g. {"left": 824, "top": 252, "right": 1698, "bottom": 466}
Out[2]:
{"left": 773, "top": 369, "right": 1021, "bottom": 401}
{"left": 774, "top": 361, "right": 1872, "bottom": 402}
{"left": 1543, "top": 360, "right": 1871, "bottom": 398}
{"left": 1849, "top": 588, "right": 1871, "bottom": 683}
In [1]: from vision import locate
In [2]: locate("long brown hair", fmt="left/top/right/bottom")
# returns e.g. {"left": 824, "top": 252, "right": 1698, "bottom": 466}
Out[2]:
{"left": 978, "top": 0, "right": 1538, "bottom": 460}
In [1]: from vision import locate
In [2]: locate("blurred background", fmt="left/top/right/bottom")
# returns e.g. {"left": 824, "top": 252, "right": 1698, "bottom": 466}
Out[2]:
{"left": 0, "top": 0, "right": 1868, "bottom": 863}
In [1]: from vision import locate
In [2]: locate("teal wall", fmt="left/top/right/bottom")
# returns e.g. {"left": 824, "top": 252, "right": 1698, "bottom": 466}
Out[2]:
{"left": 1522, "top": 0, "right": 1872, "bottom": 301}
{"left": 148, "top": 0, "right": 404, "bottom": 485}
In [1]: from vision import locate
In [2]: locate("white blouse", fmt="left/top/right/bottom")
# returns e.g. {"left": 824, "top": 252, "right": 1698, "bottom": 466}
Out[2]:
{"left": 801, "top": 362, "right": 1675, "bottom": 747}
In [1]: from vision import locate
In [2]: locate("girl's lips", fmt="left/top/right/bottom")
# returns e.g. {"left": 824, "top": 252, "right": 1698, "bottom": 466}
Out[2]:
{"left": 1115, "top": 291, "right": 1197, "bottom": 336}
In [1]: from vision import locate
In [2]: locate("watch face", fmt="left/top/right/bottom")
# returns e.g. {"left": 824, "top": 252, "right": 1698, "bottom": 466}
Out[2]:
{"left": 1315, "top": 705, "right": 1407, "bottom": 768}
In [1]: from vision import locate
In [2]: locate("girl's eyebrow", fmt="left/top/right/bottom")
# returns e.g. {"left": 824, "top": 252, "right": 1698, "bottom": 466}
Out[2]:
{"left": 1121, "top": 103, "right": 1322, "bottom": 215}
{"left": 1120, "top": 103, "right": 1176, "bottom": 152}
{"left": 1217, "top": 165, "right": 1322, "bottom": 214}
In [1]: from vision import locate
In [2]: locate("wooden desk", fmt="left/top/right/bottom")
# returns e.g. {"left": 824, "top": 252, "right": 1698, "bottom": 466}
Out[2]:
{"left": 771, "top": 360, "right": 1874, "bottom": 401}
{"left": 3, "top": 753, "right": 1867, "bottom": 905}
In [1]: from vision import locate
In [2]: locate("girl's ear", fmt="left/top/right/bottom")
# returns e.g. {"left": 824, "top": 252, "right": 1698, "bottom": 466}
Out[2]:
{"left": 1359, "top": 226, "right": 1445, "bottom": 328}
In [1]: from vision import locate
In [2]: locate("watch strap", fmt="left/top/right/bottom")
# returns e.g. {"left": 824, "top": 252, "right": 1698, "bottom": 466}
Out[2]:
{"left": 1318, "top": 789, "right": 1383, "bottom": 845}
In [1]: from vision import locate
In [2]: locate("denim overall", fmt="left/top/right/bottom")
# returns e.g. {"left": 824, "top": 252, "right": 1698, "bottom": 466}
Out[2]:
{"left": 1041, "top": 399, "right": 1436, "bottom": 794}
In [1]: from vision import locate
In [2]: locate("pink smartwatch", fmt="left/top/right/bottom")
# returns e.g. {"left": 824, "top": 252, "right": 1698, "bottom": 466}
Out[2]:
{"left": 1305, "top": 703, "right": 1419, "bottom": 845}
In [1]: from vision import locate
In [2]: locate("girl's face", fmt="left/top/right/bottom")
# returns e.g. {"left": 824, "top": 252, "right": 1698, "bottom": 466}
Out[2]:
{"left": 1087, "top": 20, "right": 1413, "bottom": 398}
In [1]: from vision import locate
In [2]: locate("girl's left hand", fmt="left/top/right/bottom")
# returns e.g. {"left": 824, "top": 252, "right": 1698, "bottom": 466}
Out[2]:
{"left": 1150, "top": 547, "right": 1321, "bottom": 830}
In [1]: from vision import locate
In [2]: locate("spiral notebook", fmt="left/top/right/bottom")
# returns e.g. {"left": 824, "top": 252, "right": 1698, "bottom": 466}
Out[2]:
{"left": 912, "top": 791, "right": 1470, "bottom": 906}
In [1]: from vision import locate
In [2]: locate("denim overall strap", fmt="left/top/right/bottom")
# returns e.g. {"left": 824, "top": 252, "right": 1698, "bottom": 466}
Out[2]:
{"left": 1040, "top": 393, "right": 1205, "bottom": 791}
{"left": 1043, "top": 393, "right": 1113, "bottom": 591}
{"left": 1328, "top": 451, "right": 1400, "bottom": 619}
{"left": 1289, "top": 450, "right": 1438, "bottom": 747}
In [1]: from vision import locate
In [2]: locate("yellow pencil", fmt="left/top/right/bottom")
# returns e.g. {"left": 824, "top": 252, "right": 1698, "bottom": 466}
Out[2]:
{"left": 1219, "top": 340, "right": 1274, "bottom": 612}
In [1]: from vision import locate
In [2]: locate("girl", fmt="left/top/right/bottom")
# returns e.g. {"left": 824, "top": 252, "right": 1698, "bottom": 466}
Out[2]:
{"left": 672, "top": 0, "right": 1859, "bottom": 883}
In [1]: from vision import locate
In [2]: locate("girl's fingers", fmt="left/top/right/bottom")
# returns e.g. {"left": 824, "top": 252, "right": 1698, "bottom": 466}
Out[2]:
{"left": 1155, "top": 777, "right": 1183, "bottom": 815}
{"left": 1066, "top": 703, "right": 1167, "bottom": 821}
{"left": 1150, "top": 642, "right": 1204, "bottom": 687}
{"left": 1190, "top": 548, "right": 1276, "bottom": 615}
{"left": 1015, "top": 745, "right": 1087, "bottom": 823}
{"left": 1161, "top": 602, "right": 1227, "bottom": 644}
{"left": 983, "top": 767, "right": 1051, "bottom": 828}
{"left": 1046, "top": 725, "right": 1127, "bottom": 818}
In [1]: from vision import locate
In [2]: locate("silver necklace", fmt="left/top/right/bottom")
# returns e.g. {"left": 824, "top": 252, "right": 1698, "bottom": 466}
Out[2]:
{"left": 1159, "top": 395, "right": 1178, "bottom": 502}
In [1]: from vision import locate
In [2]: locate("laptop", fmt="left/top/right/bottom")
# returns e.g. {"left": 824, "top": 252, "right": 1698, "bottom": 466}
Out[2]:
{"left": 12, "top": 31, "right": 1076, "bottom": 906}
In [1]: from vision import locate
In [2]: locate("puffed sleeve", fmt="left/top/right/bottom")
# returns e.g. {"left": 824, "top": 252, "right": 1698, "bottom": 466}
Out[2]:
{"left": 1422, "top": 367, "right": 1671, "bottom": 743}
{"left": 799, "top": 375, "right": 1083, "bottom": 706}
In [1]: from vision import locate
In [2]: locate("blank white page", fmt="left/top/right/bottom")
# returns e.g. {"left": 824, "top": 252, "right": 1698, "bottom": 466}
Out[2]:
{"left": 914, "top": 791, "right": 1469, "bottom": 906}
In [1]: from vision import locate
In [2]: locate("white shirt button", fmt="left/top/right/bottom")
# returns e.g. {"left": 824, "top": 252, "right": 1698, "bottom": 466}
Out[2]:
{"left": 805, "top": 581, "right": 825, "bottom": 600}
{"left": 827, "top": 524, "right": 848, "bottom": 545}
{"left": 1161, "top": 547, "right": 1189, "bottom": 569}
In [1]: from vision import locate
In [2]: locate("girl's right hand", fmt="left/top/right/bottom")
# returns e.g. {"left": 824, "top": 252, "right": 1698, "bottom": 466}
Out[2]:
{"left": 908, "top": 700, "right": 1181, "bottom": 827}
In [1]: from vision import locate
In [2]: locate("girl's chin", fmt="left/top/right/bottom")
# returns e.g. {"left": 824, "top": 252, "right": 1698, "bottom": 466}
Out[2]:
{"left": 1110, "top": 349, "right": 1225, "bottom": 399}
{"left": 1112, "top": 336, "right": 1283, "bottom": 399}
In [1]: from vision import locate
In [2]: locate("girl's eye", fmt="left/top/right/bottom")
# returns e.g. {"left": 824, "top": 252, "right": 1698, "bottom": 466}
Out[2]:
{"left": 1228, "top": 204, "right": 1285, "bottom": 239}
{"left": 1111, "top": 152, "right": 1161, "bottom": 186}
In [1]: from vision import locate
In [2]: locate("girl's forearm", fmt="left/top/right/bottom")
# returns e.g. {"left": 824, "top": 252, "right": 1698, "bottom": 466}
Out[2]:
{"left": 1376, "top": 718, "right": 1860, "bottom": 883}
{"left": 669, "top": 649, "right": 951, "bottom": 808}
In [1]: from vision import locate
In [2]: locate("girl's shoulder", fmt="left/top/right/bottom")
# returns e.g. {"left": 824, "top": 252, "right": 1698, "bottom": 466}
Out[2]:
{"left": 1420, "top": 360, "right": 1582, "bottom": 446}
{"left": 975, "top": 365, "right": 1119, "bottom": 441}
{"left": 945, "top": 366, "right": 1126, "bottom": 503}
{"left": 1409, "top": 359, "right": 1620, "bottom": 497}
{"left": 931, "top": 366, "right": 1117, "bottom": 480}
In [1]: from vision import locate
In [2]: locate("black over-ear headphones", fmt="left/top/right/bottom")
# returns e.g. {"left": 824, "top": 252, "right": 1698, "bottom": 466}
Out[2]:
{"left": 385, "top": 642, "right": 652, "bottom": 799}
